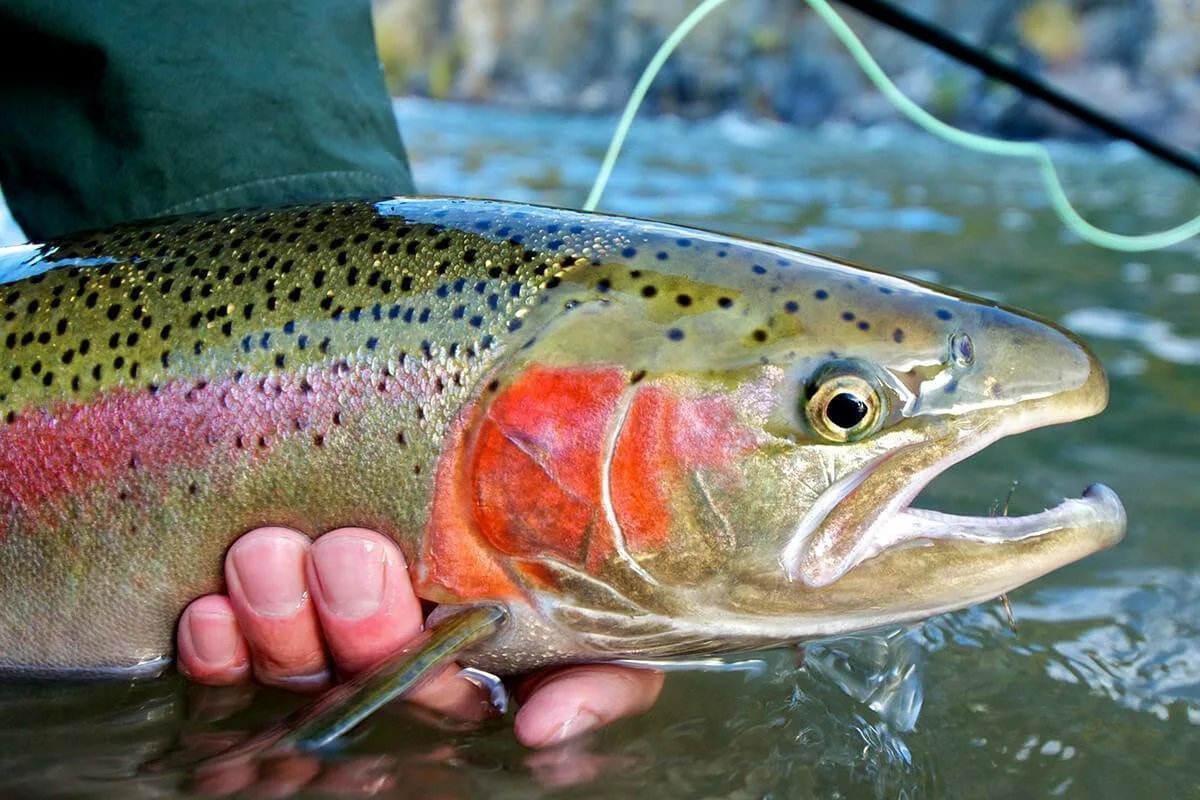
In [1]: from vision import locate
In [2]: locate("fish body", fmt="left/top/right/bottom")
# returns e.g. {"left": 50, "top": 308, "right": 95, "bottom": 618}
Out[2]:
{"left": 0, "top": 198, "right": 1125, "bottom": 677}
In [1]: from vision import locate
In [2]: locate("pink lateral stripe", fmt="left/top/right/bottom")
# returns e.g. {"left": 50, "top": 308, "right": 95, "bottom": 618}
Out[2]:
{"left": 0, "top": 361, "right": 426, "bottom": 520}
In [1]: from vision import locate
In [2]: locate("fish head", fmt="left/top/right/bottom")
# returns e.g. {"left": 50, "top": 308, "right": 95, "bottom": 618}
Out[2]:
{"left": 428, "top": 210, "right": 1125, "bottom": 660}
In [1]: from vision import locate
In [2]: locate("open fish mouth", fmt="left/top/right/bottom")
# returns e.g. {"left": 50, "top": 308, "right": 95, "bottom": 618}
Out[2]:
{"left": 886, "top": 483, "right": 1124, "bottom": 550}
{"left": 782, "top": 422, "right": 1127, "bottom": 589}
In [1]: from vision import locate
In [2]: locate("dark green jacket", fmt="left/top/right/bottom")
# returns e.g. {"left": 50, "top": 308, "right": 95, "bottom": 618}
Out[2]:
{"left": 0, "top": 0, "right": 413, "bottom": 241}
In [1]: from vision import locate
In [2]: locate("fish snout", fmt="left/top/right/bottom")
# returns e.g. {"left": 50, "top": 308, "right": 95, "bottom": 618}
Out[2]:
{"left": 967, "top": 305, "right": 1110, "bottom": 425}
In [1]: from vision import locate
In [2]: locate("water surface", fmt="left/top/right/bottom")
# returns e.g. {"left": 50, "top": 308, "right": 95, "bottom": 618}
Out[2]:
{"left": 1, "top": 98, "right": 1197, "bottom": 798}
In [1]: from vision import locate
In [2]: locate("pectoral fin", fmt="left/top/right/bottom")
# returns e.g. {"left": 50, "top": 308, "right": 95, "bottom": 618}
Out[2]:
{"left": 205, "top": 604, "right": 507, "bottom": 765}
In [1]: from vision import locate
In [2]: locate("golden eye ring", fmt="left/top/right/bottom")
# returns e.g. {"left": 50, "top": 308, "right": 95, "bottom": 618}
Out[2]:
{"left": 802, "top": 364, "right": 887, "bottom": 443}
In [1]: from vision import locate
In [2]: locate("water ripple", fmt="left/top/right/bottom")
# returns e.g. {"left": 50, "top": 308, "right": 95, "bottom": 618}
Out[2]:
{"left": 1062, "top": 307, "right": 1200, "bottom": 366}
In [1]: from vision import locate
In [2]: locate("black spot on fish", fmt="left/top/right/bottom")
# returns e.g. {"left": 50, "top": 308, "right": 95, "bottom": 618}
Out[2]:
{"left": 621, "top": 247, "right": 637, "bottom": 258}
{"left": 842, "top": 311, "right": 856, "bottom": 321}
{"left": 752, "top": 329, "right": 768, "bottom": 342}
{"left": 784, "top": 300, "right": 799, "bottom": 313}
{"left": 752, "top": 264, "right": 767, "bottom": 275}
{"left": 936, "top": 309, "right": 952, "bottom": 320}
{"left": 893, "top": 328, "right": 905, "bottom": 343}
{"left": 666, "top": 328, "right": 685, "bottom": 341}
{"left": 717, "top": 297, "right": 733, "bottom": 309}
{"left": 814, "top": 290, "right": 828, "bottom": 300}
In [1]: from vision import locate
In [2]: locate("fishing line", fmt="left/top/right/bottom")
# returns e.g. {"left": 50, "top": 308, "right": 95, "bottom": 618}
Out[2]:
{"left": 585, "top": 0, "right": 1200, "bottom": 253}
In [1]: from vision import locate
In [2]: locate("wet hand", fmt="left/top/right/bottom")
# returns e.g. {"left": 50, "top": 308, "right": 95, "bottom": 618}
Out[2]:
{"left": 176, "top": 527, "right": 663, "bottom": 747}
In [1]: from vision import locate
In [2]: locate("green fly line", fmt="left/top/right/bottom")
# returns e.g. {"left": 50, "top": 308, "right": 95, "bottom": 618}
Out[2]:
{"left": 585, "top": 0, "right": 1200, "bottom": 253}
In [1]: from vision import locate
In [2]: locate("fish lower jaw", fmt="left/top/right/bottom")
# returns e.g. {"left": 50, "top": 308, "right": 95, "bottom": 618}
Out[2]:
{"left": 786, "top": 478, "right": 1125, "bottom": 590}
{"left": 872, "top": 482, "right": 1126, "bottom": 555}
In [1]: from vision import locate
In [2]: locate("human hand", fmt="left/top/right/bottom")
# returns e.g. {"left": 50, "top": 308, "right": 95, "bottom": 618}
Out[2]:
{"left": 176, "top": 527, "right": 664, "bottom": 747}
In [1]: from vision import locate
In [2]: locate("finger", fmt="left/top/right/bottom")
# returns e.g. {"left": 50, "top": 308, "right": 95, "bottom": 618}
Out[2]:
{"left": 251, "top": 755, "right": 322, "bottom": 800}
{"left": 405, "top": 664, "right": 502, "bottom": 722}
{"left": 185, "top": 683, "right": 258, "bottom": 723}
{"left": 305, "top": 528, "right": 422, "bottom": 675}
{"left": 177, "top": 595, "right": 251, "bottom": 685}
{"left": 311, "top": 757, "right": 398, "bottom": 797}
{"left": 225, "top": 527, "right": 329, "bottom": 689}
{"left": 191, "top": 756, "right": 258, "bottom": 797}
{"left": 513, "top": 666, "right": 664, "bottom": 748}
{"left": 307, "top": 528, "right": 495, "bottom": 719}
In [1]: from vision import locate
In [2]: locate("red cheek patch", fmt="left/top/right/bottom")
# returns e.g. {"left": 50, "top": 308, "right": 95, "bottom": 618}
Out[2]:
{"left": 420, "top": 363, "right": 756, "bottom": 602}
{"left": 471, "top": 365, "right": 626, "bottom": 565}
{"left": 419, "top": 364, "right": 626, "bottom": 602}
{"left": 609, "top": 386, "right": 752, "bottom": 555}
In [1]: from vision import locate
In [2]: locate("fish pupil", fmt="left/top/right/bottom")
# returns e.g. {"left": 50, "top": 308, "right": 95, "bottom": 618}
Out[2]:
{"left": 827, "top": 392, "right": 868, "bottom": 429}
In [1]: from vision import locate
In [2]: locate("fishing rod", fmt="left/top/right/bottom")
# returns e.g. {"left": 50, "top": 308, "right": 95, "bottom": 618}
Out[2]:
{"left": 834, "top": 0, "right": 1200, "bottom": 180}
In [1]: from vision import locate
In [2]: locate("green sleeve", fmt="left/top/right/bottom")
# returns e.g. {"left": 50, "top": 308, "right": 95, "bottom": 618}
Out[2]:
{"left": 0, "top": 0, "right": 415, "bottom": 241}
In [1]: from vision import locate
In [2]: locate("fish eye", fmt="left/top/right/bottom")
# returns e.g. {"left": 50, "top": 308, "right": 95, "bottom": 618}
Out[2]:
{"left": 802, "top": 362, "right": 887, "bottom": 442}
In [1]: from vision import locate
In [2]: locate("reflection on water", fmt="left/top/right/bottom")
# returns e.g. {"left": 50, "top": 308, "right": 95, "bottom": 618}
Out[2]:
{"left": 1, "top": 98, "right": 1199, "bottom": 797}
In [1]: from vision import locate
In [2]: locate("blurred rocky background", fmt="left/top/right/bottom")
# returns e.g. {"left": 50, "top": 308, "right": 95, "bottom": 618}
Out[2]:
{"left": 372, "top": 0, "right": 1200, "bottom": 149}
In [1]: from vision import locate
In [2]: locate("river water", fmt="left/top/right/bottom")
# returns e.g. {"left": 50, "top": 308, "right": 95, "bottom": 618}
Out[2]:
{"left": 0, "top": 98, "right": 1198, "bottom": 798}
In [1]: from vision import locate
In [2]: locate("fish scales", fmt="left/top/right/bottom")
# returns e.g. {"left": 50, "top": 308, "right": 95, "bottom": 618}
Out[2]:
{"left": 0, "top": 197, "right": 1125, "bottom": 678}
{"left": 0, "top": 198, "right": 774, "bottom": 673}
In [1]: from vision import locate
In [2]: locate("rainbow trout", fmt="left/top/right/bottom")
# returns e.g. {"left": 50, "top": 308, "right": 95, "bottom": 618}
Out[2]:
{"left": 0, "top": 198, "right": 1125, "bottom": 686}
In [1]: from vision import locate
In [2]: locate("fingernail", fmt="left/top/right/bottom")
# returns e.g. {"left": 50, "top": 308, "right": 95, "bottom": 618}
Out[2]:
{"left": 543, "top": 708, "right": 602, "bottom": 746}
{"left": 229, "top": 535, "right": 308, "bottom": 617}
{"left": 188, "top": 609, "right": 241, "bottom": 668}
{"left": 311, "top": 534, "right": 387, "bottom": 619}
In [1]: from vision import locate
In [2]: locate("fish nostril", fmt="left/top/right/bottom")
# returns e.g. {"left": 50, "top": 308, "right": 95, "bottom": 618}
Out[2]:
{"left": 950, "top": 332, "right": 974, "bottom": 367}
